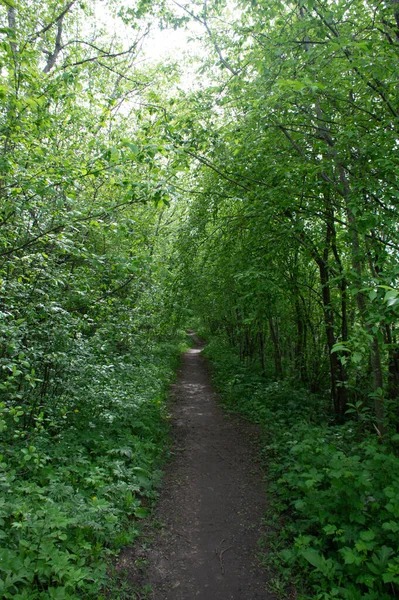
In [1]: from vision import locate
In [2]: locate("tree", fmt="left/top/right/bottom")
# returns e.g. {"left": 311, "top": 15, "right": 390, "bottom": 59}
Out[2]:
{"left": 170, "top": 0, "right": 399, "bottom": 429}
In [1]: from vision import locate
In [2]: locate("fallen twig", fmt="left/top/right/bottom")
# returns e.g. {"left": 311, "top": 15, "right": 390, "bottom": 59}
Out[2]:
{"left": 215, "top": 539, "right": 233, "bottom": 575}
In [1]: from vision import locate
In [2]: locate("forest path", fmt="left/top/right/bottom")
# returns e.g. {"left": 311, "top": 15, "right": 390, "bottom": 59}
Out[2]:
{"left": 141, "top": 333, "right": 277, "bottom": 599}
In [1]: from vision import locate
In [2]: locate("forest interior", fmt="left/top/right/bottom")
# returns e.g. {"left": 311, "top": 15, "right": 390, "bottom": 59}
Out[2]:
{"left": 1, "top": 0, "right": 399, "bottom": 598}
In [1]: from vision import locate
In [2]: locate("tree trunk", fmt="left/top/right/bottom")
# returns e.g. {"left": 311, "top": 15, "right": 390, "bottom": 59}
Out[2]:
{"left": 317, "top": 258, "right": 347, "bottom": 418}
{"left": 258, "top": 328, "right": 266, "bottom": 377}
{"left": 294, "top": 295, "right": 307, "bottom": 384}
{"left": 269, "top": 318, "right": 283, "bottom": 379}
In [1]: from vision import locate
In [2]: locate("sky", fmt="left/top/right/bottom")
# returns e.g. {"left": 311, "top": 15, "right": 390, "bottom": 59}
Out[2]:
{"left": 94, "top": 0, "right": 204, "bottom": 81}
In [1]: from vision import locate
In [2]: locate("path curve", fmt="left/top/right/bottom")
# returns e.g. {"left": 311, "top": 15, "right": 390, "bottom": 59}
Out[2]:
{"left": 145, "top": 335, "right": 277, "bottom": 600}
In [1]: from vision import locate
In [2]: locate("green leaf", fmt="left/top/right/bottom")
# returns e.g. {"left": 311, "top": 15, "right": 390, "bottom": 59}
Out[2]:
{"left": 331, "top": 343, "right": 350, "bottom": 354}
{"left": 340, "top": 547, "right": 359, "bottom": 565}
{"left": 352, "top": 352, "right": 362, "bottom": 364}
{"left": 302, "top": 549, "right": 325, "bottom": 571}
{"left": 323, "top": 524, "right": 337, "bottom": 535}
{"left": 0, "top": 0, "right": 16, "bottom": 8}
{"left": 360, "top": 530, "right": 375, "bottom": 542}
{"left": 384, "top": 290, "right": 398, "bottom": 302}
{"left": 134, "top": 507, "right": 149, "bottom": 519}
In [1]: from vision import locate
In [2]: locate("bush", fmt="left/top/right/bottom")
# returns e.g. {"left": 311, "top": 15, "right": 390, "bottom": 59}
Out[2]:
{"left": 205, "top": 340, "right": 399, "bottom": 600}
{"left": 0, "top": 334, "right": 183, "bottom": 599}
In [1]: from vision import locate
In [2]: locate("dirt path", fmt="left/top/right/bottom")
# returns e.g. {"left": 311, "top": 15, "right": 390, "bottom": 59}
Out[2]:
{"left": 138, "top": 335, "right": 277, "bottom": 600}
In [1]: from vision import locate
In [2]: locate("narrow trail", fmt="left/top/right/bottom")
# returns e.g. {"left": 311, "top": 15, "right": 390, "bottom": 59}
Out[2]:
{"left": 141, "top": 334, "right": 277, "bottom": 600}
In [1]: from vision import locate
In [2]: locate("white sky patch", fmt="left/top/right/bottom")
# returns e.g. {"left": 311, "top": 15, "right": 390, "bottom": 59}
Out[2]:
{"left": 93, "top": 0, "right": 205, "bottom": 88}
{"left": 144, "top": 22, "right": 206, "bottom": 91}
{"left": 145, "top": 23, "right": 203, "bottom": 62}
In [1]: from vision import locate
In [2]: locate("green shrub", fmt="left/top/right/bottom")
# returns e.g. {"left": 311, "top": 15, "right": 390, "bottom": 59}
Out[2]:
{"left": 205, "top": 340, "right": 399, "bottom": 600}
{"left": 0, "top": 334, "right": 183, "bottom": 599}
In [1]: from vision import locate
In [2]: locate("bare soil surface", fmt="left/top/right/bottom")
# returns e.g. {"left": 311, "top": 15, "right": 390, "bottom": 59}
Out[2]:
{"left": 116, "top": 334, "right": 278, "bottom": 599}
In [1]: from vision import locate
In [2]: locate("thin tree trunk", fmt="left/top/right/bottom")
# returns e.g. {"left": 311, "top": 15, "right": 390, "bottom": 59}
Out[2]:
{"left": 269, "top": 318, "right": 283, "bottom": 379}
{"left": 317, "top": 258, "right": 347, "bottom": 418}
{"left": 258, "top": 328, "right": 266, "bottom": 377}
{"left": 294, "top": 295, "right": 307, "bottom": 383}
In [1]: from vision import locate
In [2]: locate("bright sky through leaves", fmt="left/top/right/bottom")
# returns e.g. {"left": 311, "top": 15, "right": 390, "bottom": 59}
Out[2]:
{"left": 94, "top": 0, "right": 203, "bottom": 85}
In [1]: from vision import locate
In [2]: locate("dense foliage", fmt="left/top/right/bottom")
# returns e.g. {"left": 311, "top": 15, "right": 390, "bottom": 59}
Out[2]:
{"left": 0, "top": 1, "right": 186, "bottom": 598}
{"left": 174, "top": 0, "right": 399, "bottom": 433}
{"left": 1, "top": 339, "right": 182, "bottom": 599}
{"left": 2, "top": 0, "right": 399, "bottom": 598}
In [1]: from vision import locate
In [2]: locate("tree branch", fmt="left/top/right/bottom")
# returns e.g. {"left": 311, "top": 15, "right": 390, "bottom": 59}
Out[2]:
{"left": 61, "top": 43, "right": 139, "bottom": 70}
{"left": 7, "top": 7, "right": 17, "bottom": 59}
{"left": 43, "top": 16, "right": 64, "bottom": 73}
{"left": 28, "top": 0, "right": 77, "bottom": 43}
{"left": 171, "top": 0, "right": 238, "bottom": 75}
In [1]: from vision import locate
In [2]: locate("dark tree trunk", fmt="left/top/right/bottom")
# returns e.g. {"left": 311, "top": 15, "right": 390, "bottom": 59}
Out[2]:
{"left": 258, "top": 329, "right": 266, "bottom": 377}
{"left": 269, "top": 318, "right": 283, "bottom": 379}
{"left": 294, "top": 296, "right": 307, "bottom": 384}
{"left": 317, "top": 259, "right": 347, "bottom": 418}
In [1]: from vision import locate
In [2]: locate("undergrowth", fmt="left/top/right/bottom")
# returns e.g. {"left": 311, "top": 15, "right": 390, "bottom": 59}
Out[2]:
{"left": 204, "top": 337, "right": 399, "bottom": 600}
{"left": 0, "top": 331, "right": 186, "bottom": 600}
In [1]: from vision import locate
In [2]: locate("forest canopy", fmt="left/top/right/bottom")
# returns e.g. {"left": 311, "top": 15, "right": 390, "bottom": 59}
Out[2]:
{"left": 1, "top": 0, "right": 399, "bottom": 598}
